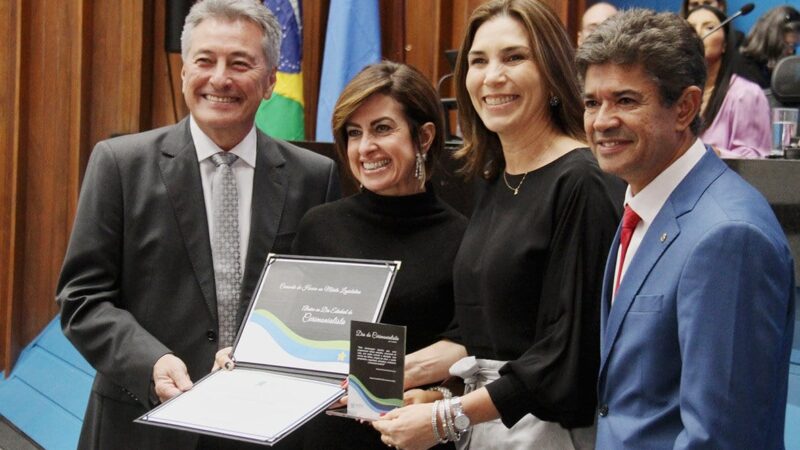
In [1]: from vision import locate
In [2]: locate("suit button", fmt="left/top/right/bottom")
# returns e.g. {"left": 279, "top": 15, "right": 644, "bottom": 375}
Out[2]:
{"left": 599, "top": 404, "right": 609, "bottom": 417}
{"left": 206, "top": 330, "right": 217, "bottom": 342}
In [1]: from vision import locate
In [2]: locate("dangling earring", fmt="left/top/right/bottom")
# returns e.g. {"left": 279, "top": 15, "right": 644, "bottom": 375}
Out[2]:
{"left": 549, "top": 95, "right": 560, "bottom": 107}
{"left": 415, "top": 152, "right": 426, "bottom": 181}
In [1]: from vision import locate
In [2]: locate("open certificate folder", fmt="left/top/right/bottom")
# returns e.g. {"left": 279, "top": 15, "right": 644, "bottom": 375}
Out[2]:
{"left": 136, "top": 254, "right": 401, "bottom": 446}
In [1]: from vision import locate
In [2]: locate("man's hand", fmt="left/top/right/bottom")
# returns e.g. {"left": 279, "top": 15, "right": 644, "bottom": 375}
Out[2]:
{"left": 212, "top": 346, "right": 234, "bottom": 372}
{"left": 153, "top": 354, "right": 193, "bottom": 403}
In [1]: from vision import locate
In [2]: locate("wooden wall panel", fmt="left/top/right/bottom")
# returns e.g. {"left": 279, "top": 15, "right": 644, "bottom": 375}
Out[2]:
{"left": 380, "top": 0, "right": 405, "bottom": 63}
{"left": 150, "top": 0, "right": 189, "bottom": 128}
{"left": 1, "top": 0, "right": 152, "bottom": 373}
{"left": 0, "top": 0, "right": 21, "bottom": 374}
{"left": 2, "top": 0, "right": 93, "bottom": 371}
{"left": 89, "top": 0, "right": 150, "bottom": 146}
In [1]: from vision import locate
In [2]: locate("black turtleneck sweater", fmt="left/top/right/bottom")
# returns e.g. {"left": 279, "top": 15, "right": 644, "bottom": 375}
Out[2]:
{"left": 286, "top": 188, "right": 466, "bottom": 450}
{"left": 291, "top": 187, "right": 467, "bottom": 353}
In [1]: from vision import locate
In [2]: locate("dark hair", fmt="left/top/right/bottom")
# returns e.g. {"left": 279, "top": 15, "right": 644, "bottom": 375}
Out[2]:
{"left": 679, "top": 0, "right": 727, "bottom": 18}
{"left": 331, "top": 61, "right": 445, "bottom": 184}
{"left": 740, "top": 5, "right": 800, "bottom": 69}
{"left": 576, "top": 9, "right": 706, "bottom": 135}
{"left": 687, "top": 5, "right": 736, "bottom": 133}
{"left": 453, "top": 0, "right": 584, "bottom": 180}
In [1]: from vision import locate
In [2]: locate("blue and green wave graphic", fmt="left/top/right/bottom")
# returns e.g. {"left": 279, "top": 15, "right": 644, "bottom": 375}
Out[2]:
{"left": 249, "top": 309, "right": 349, "bottom": 363}
{"left": 348, "top": 375, "right": 403, "bottom": 414}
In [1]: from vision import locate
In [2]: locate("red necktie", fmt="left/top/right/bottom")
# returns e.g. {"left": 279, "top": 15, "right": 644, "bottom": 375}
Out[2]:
{"left": 615, "top": 205, "right": 641, "bottom": 295}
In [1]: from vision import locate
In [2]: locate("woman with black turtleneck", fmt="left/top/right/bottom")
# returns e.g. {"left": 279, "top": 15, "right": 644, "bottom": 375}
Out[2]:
{"left": 293, "top": 187, "right": 465, "bottom": 355}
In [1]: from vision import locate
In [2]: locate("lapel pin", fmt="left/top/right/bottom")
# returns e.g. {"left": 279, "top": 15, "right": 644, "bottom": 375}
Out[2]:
{"left": 660, "top": 233, "right": 667, "bottom": 242}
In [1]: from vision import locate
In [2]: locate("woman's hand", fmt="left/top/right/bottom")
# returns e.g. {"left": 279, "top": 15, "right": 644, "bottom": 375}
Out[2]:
{"left": 211, "top": 346, "right": 234, "bottom": 372}
{"left": 372, "top": 403, "right": 438, "bottom": 450}
{"left": 403, "top": 388, "right": 441, "bottom": 406}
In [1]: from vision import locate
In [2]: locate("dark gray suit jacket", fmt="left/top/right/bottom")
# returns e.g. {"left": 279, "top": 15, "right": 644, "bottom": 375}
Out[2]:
{"left": 56, "top": 118, "right": 340, "bottom": 449}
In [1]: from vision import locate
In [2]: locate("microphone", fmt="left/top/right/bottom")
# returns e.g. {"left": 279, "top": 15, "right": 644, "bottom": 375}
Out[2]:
{"left": 702, "top": 3, "right": 755, "bottom": 39}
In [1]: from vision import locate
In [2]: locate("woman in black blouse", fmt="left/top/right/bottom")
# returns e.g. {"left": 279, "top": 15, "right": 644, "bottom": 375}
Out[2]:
{"left": 373, "top": 1, "right": 622, "bottom": 449}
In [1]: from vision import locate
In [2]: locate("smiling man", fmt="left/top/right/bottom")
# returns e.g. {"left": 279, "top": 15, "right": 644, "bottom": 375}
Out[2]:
{"left": 576, "top": 9, "right": 795, "bottom": 449}
{"left": 56, "top": 1, "right": 339, "bottom": 448}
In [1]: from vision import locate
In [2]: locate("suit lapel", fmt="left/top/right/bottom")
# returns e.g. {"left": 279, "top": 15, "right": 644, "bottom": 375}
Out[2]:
{"left": 240, "top": 133, "right": 287, "bottom": 317}
{"left": 600, "top": 226, "right": 621, "bottom": 356}
{"left": 599, "top": 147, "right": 727, "bottom": 376}
{"left": 159, "top": 118, "right": 217, "bottom": 320}
{"left": 600, "top": 210, "right": 680, "bottom": 372}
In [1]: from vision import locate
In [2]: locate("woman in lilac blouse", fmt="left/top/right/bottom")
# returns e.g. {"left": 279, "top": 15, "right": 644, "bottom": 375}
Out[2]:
{"left": 687, "top": 6, "right": 771, "bottom": 158}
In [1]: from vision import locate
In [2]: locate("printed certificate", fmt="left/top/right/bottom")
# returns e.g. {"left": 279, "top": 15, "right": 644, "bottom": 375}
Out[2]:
{"left": 137, "top": 255, "right": 400, "bottom": 446}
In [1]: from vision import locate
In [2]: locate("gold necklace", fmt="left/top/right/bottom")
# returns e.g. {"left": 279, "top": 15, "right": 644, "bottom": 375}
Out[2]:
{"left": 501, "top": 136, "right": 557, "bottom": 196}
{"left": 502, "top": 170, "right": 528, "bottom": 196}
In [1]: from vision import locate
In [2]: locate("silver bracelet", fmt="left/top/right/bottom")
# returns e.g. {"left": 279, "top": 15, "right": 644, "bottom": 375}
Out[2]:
{"left": 439, "top": 399, "right": 455, "bottom": 442}
{"left": 427, "top": 386, "right": 452, "bottom": 400}
{"left": 431, "top": 400, "right": 446, "bottom": 443}
{"left": 442, "top": 398, "right": 461, "bottom": 442}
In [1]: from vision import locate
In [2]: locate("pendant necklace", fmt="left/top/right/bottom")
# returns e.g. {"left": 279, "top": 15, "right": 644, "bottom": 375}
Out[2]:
{"left": 501, "top": 136, "right": 557, "bottom": 196}
{"left": 502, "top": 171, "right": 527, "bottom": 196}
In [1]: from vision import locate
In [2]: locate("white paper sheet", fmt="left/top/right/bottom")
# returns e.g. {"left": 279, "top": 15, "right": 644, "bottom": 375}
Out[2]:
{"left": 142, "top": 369, "right": 343, "bottom": 443}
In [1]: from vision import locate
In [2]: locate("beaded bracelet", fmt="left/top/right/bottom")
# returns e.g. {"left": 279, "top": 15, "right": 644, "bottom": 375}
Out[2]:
{"left": 427, "top": 386, "right": 453, "bottom": 400}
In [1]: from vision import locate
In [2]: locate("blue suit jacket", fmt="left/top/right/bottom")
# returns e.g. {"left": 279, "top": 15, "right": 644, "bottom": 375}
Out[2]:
{"left": 596, "top": 148, "right": 795, "bottom": 449}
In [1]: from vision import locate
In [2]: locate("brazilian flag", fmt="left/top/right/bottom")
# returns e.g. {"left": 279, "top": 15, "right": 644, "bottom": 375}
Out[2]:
{"left": 257, "top": 0, "right": 304, "bottom": 140}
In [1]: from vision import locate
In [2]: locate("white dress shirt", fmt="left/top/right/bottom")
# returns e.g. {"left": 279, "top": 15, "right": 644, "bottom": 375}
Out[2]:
{"left": 612, "top": 138, "right": 707, "bottom": 302}
{"left": 191, "top": 116, "right": 256, "bottom": 273}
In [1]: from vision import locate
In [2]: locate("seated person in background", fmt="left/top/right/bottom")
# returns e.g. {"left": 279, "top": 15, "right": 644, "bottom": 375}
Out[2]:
{"left": 577, "top": 2, "right": 618, "bottom": 46}
{"left": 679, "top": 0, "right": 726, "bottom": 17}
{"left": 737, "top": 5, "right": 800, "bottom": 88}
{"left": 687, "top": 5, "right": 771, "bottom": 158}
{"left": 216, "top": 61, "right": 468, "bottom": 449}
{"left": 679, "top": 0, "right": 746, "bottom": 48}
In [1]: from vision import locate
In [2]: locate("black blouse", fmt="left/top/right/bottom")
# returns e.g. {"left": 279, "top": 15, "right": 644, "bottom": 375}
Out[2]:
{"left": 289, "top": 187, "right": 467, "bottom": 450}
{"left": 442, "top": 148, "right": 623, "bottom": 429}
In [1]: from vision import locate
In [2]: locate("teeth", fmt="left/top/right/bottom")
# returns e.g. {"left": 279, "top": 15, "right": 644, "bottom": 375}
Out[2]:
{"left": 205, "top": 94, "right": 237, "bottom": 103}
{"left": 601, "top": 141, "right": 622, "bottom": 147}
{"left": 363, "top": 159, "right": 390, "bottom": 170}
{"left": 485, "top": 95, "right": 517, "bottom": 106}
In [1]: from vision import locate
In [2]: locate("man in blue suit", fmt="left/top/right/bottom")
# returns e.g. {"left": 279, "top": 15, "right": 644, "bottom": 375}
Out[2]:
{"left": 576, "top": 9, "right": 795, "bottom": 449}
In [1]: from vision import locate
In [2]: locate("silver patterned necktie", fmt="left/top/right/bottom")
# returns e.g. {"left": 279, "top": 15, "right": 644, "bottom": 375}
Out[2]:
{"left": 210, "top": 152, "right": 241, "bottom": 348}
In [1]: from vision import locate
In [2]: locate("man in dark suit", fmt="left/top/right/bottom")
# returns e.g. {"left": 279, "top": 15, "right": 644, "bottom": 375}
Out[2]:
{"left": 56, "top": 0, "right": 340, "bottom": 448}
{"left": 577, "top": 9, "right": 795, "bottom": 449}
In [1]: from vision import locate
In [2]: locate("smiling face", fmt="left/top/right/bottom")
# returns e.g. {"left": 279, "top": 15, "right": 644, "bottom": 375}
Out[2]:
{"left": 465, "top": 15, "right": 548, "bottom": 141}
{"left": 687, "top": 9, "right": 725, "bottom": 64}
{"left": 181, "top": 18, "right": 276, "bottom": 150}
{"left": 583, "top": 63, "right": 694, "bottom": 194}
{"left": 345, "top": 94, "right": 433, "bottom": 196}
